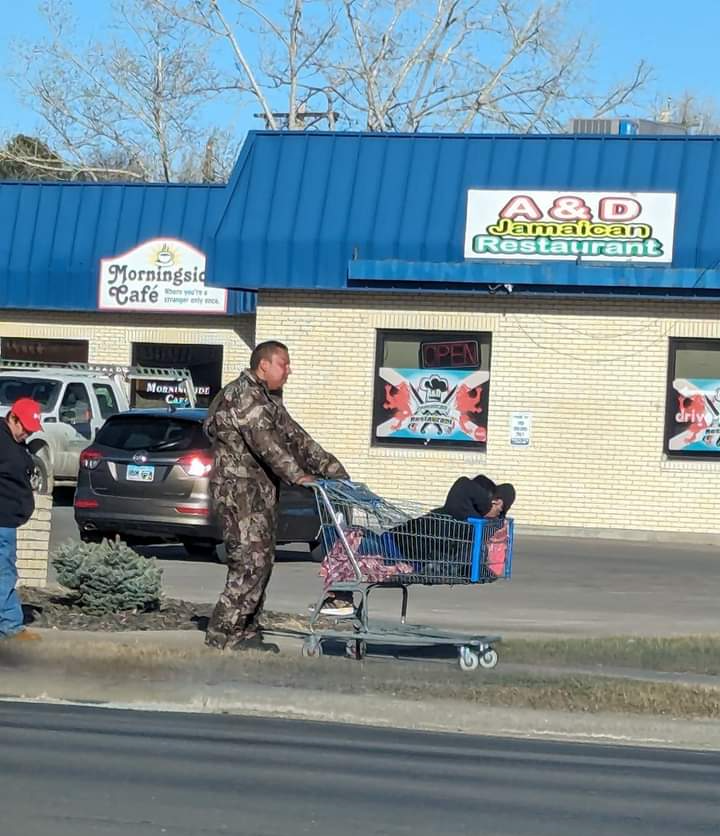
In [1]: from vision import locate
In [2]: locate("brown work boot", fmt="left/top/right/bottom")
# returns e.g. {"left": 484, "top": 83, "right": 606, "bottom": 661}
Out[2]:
{"left": 4, "top": 629, "right": 42, "bottom": 642}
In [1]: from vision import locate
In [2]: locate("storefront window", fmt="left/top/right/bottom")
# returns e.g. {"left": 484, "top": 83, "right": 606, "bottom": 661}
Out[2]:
{"left": 1, "top": 337, "right": 89, "bottom": 364}
{"left": 372, "top": 330, "right": 492, "bottom": 450}
{"left": 131, "top": 343, "right": 223, "bottom": 409}
{"left": 665, "top": 338, "right": 720, "bottom": 456}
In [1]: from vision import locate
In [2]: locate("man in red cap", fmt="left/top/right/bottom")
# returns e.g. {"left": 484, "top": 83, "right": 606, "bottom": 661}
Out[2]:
{"left": 0, "top": 398, "right": 43, "bottom": 641}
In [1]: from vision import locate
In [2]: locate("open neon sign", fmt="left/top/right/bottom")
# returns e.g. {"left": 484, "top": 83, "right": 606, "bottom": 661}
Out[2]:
{"left": 421, "top": 340, "right": 479, "bottom": 369}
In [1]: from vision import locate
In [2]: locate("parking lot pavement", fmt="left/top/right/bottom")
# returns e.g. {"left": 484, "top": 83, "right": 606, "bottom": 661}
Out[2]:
{"left": 49, "top": 496, "right": 720, "bottom": 638}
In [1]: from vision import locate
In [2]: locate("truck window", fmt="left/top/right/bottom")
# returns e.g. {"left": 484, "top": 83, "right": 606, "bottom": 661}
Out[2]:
{"left": 93, "top": 383, "right": 119, "bottom": 420}
{"left": 0, "top": 377, "right": 61, "bottom": 409}
{"left": 60, "top": 383, "right": 93, "bottom": 425}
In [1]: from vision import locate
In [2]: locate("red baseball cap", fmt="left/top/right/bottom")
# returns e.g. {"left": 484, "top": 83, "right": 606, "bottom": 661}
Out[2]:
{"left": 10, "top": 398, "right": 42, "bottom": 433}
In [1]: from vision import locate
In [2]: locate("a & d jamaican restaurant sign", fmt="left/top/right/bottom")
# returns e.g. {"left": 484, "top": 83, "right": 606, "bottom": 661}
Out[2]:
{"left": 464, "top": 190, "right": 677, "bottom": 263}
{"left": 99, "top": 238, "right": 228, "bottom": 313}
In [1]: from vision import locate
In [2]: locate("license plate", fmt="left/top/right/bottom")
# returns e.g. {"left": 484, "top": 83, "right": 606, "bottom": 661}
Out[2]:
{"left": 126, "top": 464, "right": 155, "bottom": 482}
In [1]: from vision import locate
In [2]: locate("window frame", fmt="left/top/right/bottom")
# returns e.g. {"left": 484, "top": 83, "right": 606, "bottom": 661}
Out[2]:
{"left": 92, "top": 382, "right": 120, "bottom": 420}
{"left": 371, "top": 328, "right": 492, "bottom": 452}
{"left": 59, "top": 382, "right": 93, "bottom": 426}
{"left": 131, "top": 342, "right": 223, "bottom": 408}
{"left": 664, "top": 337, "right": 720, "bottom": 458}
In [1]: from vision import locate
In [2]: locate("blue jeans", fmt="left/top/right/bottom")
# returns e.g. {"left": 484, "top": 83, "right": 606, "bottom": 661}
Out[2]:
{"left": 0, "top": 527, "right": 23, "bottom": 638}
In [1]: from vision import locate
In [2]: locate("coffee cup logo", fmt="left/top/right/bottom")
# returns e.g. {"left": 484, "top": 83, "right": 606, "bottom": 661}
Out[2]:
{"left": 155, "top": 244, "right": 175, "bottom": 267}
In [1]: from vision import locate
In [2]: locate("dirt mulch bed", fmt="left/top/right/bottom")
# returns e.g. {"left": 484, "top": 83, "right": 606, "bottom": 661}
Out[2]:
{"left": 19, "top": 586, "right": 313, "bottom": 634}
{"left": 20, "top": 586, "right": 211, "bottom": 632}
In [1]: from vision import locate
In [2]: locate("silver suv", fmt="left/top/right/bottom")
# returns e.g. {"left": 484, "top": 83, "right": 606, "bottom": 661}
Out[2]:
{"left": 74, "top": 409, "right": 327, "bottom": 560}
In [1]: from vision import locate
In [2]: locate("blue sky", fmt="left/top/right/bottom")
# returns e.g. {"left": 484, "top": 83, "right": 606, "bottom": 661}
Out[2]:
{"left": 0, "top": 0, "right": 716, "bottom": 137}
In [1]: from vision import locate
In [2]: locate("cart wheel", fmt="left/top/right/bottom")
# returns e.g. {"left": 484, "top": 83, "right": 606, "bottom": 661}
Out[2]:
{"left": 458, "top": 646, "right": 480, "bottom": 672}
{"left": 478, "top": 648, "right": 499, "bottom": 670}
{"left": 302, "top": 637, "right": 323, "bottom": 658}
{"left": 345, "top": 639, "right": 367, "bottom": 660}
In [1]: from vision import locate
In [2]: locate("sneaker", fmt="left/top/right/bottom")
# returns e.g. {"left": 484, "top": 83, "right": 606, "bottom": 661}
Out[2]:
{"left": 230, "top": 635, "right": 280, "bottom": 654}
{"left": 3, "top": 629, "right": 41, "bottom": 642}
{"left": 318, "top": 598, "right": 355, "bottom": 618}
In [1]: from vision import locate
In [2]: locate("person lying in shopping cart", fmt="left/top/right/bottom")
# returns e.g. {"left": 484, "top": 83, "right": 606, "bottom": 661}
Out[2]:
{"left": 438, "top": 474, "right": 515, "bottom": 521}
{"left": 318, "top": 474, "right": 516, "bottom": 607}
{"left": 395, "top": 474, "right": 516, "bottom": 581}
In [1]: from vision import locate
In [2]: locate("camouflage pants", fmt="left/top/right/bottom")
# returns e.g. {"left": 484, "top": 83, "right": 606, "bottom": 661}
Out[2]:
{"left": 205, "top": 504, "right": 278, "bottom": 650}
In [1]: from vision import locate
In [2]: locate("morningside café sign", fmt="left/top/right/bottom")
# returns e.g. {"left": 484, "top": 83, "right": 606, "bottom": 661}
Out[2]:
{"left": 99, "top": 238, "right": 228, "bottom": 312}
{"left": 464, "top": 190, "right": 677, "bottom": 263}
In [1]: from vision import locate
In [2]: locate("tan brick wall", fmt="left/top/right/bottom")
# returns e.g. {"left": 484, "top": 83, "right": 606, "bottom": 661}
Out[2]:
{"left": 17, "top": 495, "right": 52, "bottom": 588}
{"left": 256, "top": 290, "right": 720, "bottom": 536}
{"left": 0, "top": 310, "right": 255, "bottom": 385}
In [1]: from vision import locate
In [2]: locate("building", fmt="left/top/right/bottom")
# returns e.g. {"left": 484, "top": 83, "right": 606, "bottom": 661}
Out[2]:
{"left": 3, "top": 131, "right": 720, "bottom": 539}
{"left": 206, "top": 131, "right": 720, "bottom": 541}
{"left": 0, "top": 181, "right": 255, "bottom": 406}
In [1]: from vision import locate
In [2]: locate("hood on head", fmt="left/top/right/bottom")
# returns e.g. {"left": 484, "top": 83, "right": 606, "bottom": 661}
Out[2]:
{"left": 473, "top": 474, "right": 497, "bottom": 494}
{"left": 493, "top": 483, "right": 516, "bottom": 514}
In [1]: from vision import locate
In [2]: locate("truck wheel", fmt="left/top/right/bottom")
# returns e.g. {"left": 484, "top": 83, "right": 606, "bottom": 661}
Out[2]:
{"left": 30, "top": 452, "right": 54, "bottom": 495}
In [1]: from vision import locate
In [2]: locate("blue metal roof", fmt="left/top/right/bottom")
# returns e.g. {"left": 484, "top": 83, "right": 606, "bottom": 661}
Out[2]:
{"left": 206, "top": 132, "right": 720, "bottom": 296}
{"left": 0, "top": 181, "right": 255, "bottom": 313}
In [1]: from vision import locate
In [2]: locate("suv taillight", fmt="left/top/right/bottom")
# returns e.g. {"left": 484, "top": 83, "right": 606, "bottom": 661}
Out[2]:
{"left": 178, "top": 452, "right": 213, "bottom": 478}
{"left": 80, "top": 449, "right": 103, "bottom": 470}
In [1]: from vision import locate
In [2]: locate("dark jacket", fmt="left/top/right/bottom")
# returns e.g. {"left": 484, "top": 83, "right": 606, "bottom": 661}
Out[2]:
{"left": 0, "top": 420, "right": 35, "bottom": 528}
{"left": 437, "top": 475, "right": 496, "bottom": 521}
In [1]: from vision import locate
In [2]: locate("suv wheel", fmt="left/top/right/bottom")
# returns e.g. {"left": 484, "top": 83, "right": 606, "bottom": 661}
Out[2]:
{"left": 309, "top": 539, "right": 327, "bottom": 563}
{"left": 182, "top": 539, "right": 219, "bottom": 561}
{"left": 30, "top": 452, "right": 53, "bottom": 495}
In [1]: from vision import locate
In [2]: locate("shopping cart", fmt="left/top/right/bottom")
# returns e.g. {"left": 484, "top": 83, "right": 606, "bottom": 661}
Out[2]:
{"left": 300, "top": 480, "right": 514, "bottom": 672}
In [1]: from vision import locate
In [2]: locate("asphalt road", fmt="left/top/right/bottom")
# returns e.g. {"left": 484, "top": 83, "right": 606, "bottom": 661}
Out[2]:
{"left": 49, "top": 497, "right": 720, "bottom": 637}
{"left": 2, "top": 701, "right": 719, "bottom": 836}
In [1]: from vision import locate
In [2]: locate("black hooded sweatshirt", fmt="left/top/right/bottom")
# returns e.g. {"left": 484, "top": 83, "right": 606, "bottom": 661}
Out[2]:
{"left": 0, "top": 420, "right": 35, "bottom": 528}
{"left": 438, "top": 475, "right": 497, "bottom": 520}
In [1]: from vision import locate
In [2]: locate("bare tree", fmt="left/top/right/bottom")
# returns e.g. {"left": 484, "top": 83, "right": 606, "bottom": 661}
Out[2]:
{"left": 158, "top": 0, "right": 341, "bottom": 130}
{"left": 652, "top": 92, "right": 720, "bottom": 134}
{"left": 7, "top": 0, "right": 653, "bottom": 181}
{"left": 159, "top": 0, "right": 650, "bottom": 133}
{"left": 10, "top": 0, "right": 238, "bottom": 181}
{"left": 0, "top": 133, "right": 147, "bottom": 181}
{"left": 0, "top": 134, "right": 69, "bottom": 181}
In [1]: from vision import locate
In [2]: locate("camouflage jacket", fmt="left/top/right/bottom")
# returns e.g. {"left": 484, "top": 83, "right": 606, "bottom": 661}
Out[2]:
{"left": 204, "top": 370, "right": 349, "bottom": 504}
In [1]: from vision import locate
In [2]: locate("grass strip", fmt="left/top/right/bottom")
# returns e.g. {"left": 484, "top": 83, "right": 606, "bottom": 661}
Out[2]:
{"left": 4, "top": 640, "right": 719, "bottom": 720}
{"left": 501, "top": 636, "right": 720, "bottom": 675}
{"left": 368, "top": 674, "right": 720, "bottom": 720}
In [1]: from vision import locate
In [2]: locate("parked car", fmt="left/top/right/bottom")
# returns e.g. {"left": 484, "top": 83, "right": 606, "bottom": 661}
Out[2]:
{"left": 0, "top": 360, "right": 196, "bottom": 494}
{"left": 73, "top": 408, "right": 327, "bottom": 561}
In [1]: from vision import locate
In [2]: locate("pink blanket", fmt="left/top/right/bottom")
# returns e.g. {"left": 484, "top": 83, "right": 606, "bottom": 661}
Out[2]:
{"left": 320, "top": 528, "right": 414, "bottom": 588}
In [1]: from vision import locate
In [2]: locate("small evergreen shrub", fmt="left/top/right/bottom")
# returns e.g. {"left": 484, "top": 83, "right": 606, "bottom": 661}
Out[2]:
{"left": 52, "top": 538, "right": 163, "bottom": 615}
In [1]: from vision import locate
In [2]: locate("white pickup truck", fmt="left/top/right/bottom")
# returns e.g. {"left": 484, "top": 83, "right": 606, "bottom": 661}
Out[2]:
{"left": 0, "top": 361, "right": 196, "bottom": 494}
